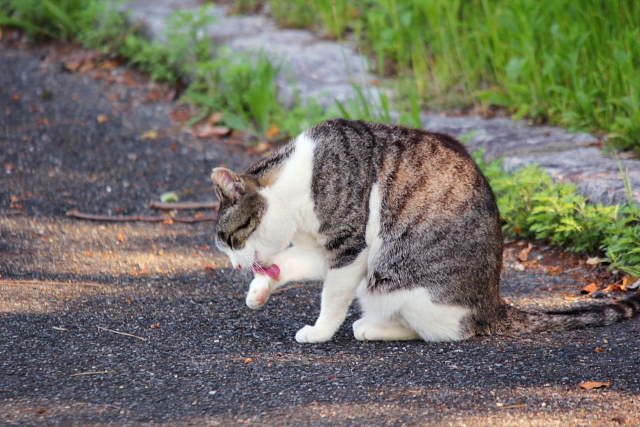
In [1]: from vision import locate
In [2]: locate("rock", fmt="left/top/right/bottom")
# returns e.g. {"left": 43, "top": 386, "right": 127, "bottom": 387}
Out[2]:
{"left": 420, "top": 114, "right": 598, "bottom": 160}
{"left": 227, "top": 30, "right": 378, "bottom": 108}
{"left": 503, "top": 148, "right": 640, "bottom": 206}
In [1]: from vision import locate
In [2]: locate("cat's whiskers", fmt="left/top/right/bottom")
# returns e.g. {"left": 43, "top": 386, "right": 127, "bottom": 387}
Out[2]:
{"left": 243, "top": 255, "right": 259, "bottom": 271}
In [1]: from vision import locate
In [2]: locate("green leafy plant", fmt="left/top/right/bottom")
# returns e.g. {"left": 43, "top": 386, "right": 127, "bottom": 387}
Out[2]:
{"left": 264, "top": 0, "right": 640, "bottom": 153}
{"left": 118, "top": 5, "right": 215, "bottom": 83}
{"left": 270, "top": 0, "right": 317, "bottom": 30}
{"left": 475, "top": 151, "right": 640, "bottom": 275}
{"left": 184, "top": 50, "right": 285, "bottom": 138}
{"left": 0, "top": 0, "right": 85, "bottom": 40}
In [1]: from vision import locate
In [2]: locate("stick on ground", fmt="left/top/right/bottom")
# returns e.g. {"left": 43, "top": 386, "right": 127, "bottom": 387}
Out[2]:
{"left": 67, "top": 210, "right": 217, "bottom": 223}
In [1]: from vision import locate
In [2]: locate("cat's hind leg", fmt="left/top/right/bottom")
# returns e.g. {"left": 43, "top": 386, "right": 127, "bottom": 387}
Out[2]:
{"left": 353, "top": 318, "right": 420, "bottom": 341}
{"left": 353, "top": 281, "right": 420, "bottom": 340}
{"left": 355, "top": 286, "right": 470, "bottom": 342}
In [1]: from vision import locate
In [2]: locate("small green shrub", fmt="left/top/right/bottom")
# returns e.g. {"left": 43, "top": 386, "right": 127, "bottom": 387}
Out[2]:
{"left": 0, "top": 0, "right": 86, "bottom": 40}
{"left": 118, "top": 6, "right": 214, "bottom": 83}
{"left": 269, "top": 0, "right": 317, "bottom": 30}
{"left": 476, "top": 151, "right": 640, "bottom": 275}
{"left": 184, "top": 50, "right": 284, "bottom": 138}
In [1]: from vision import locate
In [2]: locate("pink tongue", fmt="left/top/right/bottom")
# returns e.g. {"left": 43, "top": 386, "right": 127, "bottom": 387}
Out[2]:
{"left": 253, "top": 264, "right": 280, "bottom": 279}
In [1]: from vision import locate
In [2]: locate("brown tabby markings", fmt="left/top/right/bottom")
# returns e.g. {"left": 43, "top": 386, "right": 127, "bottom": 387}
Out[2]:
{"left": 212, "top": 119, "right": 640, "bottom": 342}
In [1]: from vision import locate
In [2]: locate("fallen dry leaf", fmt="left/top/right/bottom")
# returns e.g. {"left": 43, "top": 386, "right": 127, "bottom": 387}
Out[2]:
{"left": 578, "top": 381, "right": 611, "bottom": 390}
{"left": 194, "top": 124, "right": 230, "bottom": 138}
{"left": 244, "top": 358, "right": 253, "bottom": 364}
{"left": 99, "top": 60, "right": 120, "bottom": 70}
{"left": 604, "top": 284, "right": 625, "bottom": 293}
{"left": 581, "top": 283, "right": 599, "bottom": 294}
{"left": 266, "top": 125, "right": 280, "bottom": 139}
{"left": 11, "top": 93, "right": 20, "bottom": 101}
{"left": 208, "top": 112, "right": 223, "bottom": 125}
{"left": 546, "top": 266, "right": 563, "bottom": 276}
{"left": 170, "top": 106, "right": 194, "bottom": 123}
{"left": 517, "top": 243, "right": 533, "bottom": 262}
{"left": 594, "top": 347, "right": 604, "bottom": 353}
{"left": 622, "top": 275, "right": 639, "bottom": 290}
{"left": 247, "top": 141, "right": 271, "bottom": 155}
{"left": 150, "top": 324, "right": 161, "bottom": 329}
{"left": 586, "top": 256, "right": 607, "bottom": 265}
{"left": 141, "top": 130, "right": 158, "bottom": 140}
{"left": 204, "top": 265, "right": 216, "bottom": 271}
{"left": 63, "top": 59, "right": 83, "bottom": 72}
{"left": 117, "top": 234, "right": 126, "bottom": 243}
{"left": 97, "top": 114, "right": 108, "bottom": 124}
{"left": 79, "top": 60, "right": 96, "bottom": 72}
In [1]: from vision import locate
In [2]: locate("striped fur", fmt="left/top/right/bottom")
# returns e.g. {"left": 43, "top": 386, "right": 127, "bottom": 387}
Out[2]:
{"left": 212, "top": 119, "right": 640, "bottom": 342}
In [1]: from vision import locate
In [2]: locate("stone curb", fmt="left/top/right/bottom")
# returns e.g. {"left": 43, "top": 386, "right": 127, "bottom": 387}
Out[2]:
{"left": 123, "top": 0, "right": 640, "bottom": 206}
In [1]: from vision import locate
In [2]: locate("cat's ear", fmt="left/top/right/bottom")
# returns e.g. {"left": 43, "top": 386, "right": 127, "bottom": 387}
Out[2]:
{"left": 211, "top": 167, "right": 245, "bottom": 202}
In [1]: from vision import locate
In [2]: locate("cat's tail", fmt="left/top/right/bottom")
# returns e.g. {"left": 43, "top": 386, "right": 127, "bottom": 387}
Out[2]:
{"left": 494, "top": 291, "right": 640, "bottom": 335}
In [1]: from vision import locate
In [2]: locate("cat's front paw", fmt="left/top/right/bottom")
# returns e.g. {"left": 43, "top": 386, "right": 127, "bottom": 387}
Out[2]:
{"left": 246, "top": 275, "right": 272, "bottom": 309}
{"left": 295, "top": 325, "right": 334, "bottom": 343}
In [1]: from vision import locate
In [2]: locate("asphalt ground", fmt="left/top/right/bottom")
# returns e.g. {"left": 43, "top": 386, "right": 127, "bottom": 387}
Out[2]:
{"left": 1, "top": 41, "right": 639, "bottom": 427}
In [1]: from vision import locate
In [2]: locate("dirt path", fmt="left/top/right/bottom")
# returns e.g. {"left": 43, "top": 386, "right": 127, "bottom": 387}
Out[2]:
{"left": 1, "top": 42, "right": 639, "bottom": 427}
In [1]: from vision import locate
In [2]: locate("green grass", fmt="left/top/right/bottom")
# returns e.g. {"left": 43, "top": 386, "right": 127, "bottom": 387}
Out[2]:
{"left": 265, "top": 0, "right": 640, "bottom": 154}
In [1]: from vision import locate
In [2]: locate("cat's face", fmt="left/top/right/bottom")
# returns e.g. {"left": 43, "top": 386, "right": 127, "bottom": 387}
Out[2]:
{"left": 211, "top": 168, "right": 274, "bottom": 271}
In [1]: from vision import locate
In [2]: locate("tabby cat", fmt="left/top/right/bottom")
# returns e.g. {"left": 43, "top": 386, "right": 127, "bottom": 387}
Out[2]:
{"left": 212, "top": 119, "right": 640, "bottom": 343}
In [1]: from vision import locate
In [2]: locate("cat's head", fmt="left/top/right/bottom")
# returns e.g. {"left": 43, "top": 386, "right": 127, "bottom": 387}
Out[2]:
{"left": 211, "top": 167, "right": 275, "bottom": 272}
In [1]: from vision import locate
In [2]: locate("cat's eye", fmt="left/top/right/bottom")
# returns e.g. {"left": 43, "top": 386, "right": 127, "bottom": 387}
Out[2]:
{"left": 235, "top": 217, "right": 252, "bottom": 232}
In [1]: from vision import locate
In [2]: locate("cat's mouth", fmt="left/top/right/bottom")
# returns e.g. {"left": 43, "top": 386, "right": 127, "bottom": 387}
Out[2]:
{"left": 252, "top": 263, "right": 280, "bottom": 280}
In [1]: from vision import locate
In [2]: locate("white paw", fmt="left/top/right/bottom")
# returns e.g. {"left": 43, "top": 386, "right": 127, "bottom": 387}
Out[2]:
{"left": 295, "top": 325, "right": 334, "bottom": 343}
{"left": 352, "top": 318, "right": 370, "bottom": 341}
{"left": 246, "top": 275, "right": 272, "bottom": 309}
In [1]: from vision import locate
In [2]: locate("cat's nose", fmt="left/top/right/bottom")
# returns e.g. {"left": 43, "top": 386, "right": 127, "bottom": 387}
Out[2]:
{"left": 235, "top": 265, "right": 242, "bottom": 270}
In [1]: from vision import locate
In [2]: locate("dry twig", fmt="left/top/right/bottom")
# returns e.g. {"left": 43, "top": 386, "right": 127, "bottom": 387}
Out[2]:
{"left": 149, "top": 201, "right": 219, "bottom": 210}
{"left": 97, "top": 326, "right": 148, "bottom": 341}
{"left": 0, "top": 279, "right": 109, "bottom": 287}
{"left": 67, "top": 209, "right": 216, "bottom": 223}
{"left": 71, "top": 370, "right": 121, "bottom": 377}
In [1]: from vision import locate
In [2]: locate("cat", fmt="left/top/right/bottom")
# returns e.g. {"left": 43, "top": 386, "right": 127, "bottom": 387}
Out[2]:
{"left": 211, "top": 118, "right": 640, "bottom": 343}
